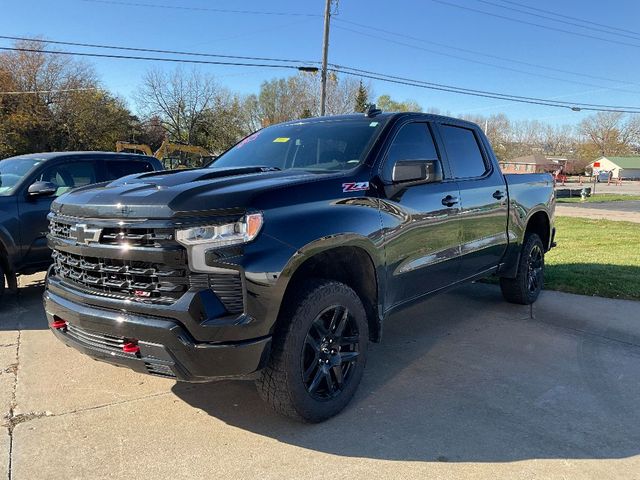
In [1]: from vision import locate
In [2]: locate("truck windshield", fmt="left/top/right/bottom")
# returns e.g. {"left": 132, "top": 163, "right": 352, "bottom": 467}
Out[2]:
{"left": 0, "top": 157, "right": 45, "bottom": 196}
{"left": 210, "top": 118, "right": 385, "bottom": 172}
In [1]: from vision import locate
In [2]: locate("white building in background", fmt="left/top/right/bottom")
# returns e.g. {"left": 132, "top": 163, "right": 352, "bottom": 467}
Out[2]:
{"left": 588, "top": 156, "right": 640, "bottom": 180}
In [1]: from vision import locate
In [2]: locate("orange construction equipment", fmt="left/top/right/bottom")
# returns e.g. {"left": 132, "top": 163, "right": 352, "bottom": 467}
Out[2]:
{"left": 116, "top": 140, "right": 214, "bottom": 169}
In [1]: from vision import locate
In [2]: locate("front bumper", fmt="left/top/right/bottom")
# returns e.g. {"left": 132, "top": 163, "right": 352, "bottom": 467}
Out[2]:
{"left": 44, "top": 289, "right": 271, "bottom": 382}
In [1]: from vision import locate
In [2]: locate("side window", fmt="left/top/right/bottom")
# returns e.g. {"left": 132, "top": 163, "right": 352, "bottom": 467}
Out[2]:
{"left": 38, "top": 161, "right": 98, "bottom": 196}
{"left": 440, "top": 125, "right": 487, "bottom": 179}
{"left": 106, "top": 161, "right": 155, "bottom": 180}
{"left": 383, "top": 123, "right": 439, "bottom": 179}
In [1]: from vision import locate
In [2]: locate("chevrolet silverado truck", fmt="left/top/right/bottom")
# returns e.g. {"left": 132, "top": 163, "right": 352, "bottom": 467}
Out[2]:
{"left": 43, "top": 110, "right": 555, "bottom": 422}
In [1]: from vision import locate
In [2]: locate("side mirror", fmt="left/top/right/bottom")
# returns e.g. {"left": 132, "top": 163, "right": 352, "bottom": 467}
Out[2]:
{"left": 27, "top": 181, "right": 57, "bottom": 198}
{"left": 392, "top": 159, "right": 442, "bottom": 184}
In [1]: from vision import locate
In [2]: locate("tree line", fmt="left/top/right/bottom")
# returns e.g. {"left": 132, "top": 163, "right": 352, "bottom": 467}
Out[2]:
{"left": 1, "top": 40, "right": 639, "bottom": 171}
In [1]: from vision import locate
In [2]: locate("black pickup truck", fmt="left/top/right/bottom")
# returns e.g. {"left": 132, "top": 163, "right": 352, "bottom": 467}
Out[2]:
{"left": 43, "top": 111, "right": 555, "bottom": 422}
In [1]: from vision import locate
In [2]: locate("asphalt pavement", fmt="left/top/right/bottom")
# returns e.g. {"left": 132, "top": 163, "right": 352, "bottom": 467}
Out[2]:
{"left": 556, "top": 200, "right": 640, "bottom": 223}
{"left": 2, "top": 273, "right": 640, "bottom": 479}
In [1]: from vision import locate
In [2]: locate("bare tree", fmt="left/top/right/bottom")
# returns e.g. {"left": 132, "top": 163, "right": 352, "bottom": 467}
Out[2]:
{"left": 135, "top": 68, "right": 218, "bottom": 144}
{"left": 579, "top": 112, "right": 635, "bottom": 157}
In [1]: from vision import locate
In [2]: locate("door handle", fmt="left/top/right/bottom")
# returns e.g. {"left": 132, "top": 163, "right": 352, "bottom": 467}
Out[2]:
{"left": 441, "top": 195, "right": 459, "bottom": 207}
{"left": 492, "top": 190, "right": 506, "bottom": 200}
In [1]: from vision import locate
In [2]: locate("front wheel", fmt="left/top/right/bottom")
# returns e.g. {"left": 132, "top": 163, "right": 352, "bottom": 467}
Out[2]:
{"left": 500, "top": 233, "right": 545, "bottom": 305}
{"left": 256, "top": 280, "right": 369, "bottom": 422}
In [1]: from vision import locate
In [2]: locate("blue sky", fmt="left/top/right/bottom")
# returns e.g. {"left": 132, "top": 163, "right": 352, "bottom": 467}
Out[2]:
{"left": 2, "top": 0, "right": 640, "bottom": 125}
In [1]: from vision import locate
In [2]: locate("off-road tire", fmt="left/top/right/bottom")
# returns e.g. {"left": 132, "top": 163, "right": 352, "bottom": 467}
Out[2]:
{"left": 256, "top": 280, "right": 369, "bottom": 423}
{"left": 500, "top": 233, "right": 545, "bottom": 305}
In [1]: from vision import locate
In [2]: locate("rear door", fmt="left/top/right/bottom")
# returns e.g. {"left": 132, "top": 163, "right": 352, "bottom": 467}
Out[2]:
{"left": 378, "top": 121, "right": 463, "bottom": 308}
{"left": 18, "top": 160, "right": 99, "bottom": 267}
{"left": 435, "top": 123, "right": 508, "bottom": 278}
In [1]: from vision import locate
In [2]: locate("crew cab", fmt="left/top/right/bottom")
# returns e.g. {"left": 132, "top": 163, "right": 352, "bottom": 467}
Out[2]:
{"left": 0, "top": 152, "right": 162, "bottom": 298}
{"left": 43, "top": 111, "right": 555, "bottom": 422}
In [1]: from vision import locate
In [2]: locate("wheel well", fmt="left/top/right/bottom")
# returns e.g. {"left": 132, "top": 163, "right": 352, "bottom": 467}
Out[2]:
{"left": 281, "top": 246, "right": 381, "bottom": 342}
{"left": 525, "top": 211, "right": 551, "bottom": 251}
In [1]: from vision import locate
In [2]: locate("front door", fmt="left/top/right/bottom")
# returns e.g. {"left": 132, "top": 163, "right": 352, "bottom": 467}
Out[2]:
{"left": 377, "top": 122, "right": 463, "bottom": 308}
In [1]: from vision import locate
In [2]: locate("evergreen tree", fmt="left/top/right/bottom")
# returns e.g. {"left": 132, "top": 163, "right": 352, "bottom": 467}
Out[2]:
{"left": 354, "top": 81, "right": 368, "bottom": 113}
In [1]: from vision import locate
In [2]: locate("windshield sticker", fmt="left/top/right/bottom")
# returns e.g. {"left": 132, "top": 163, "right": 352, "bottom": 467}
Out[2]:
{"left": 273, "top": 137, "right": 290, "bottom": 143}
{"left": 236, "top": 131, "right": 261, "bottom": 149}
{"left": 342, "top": 181, "right": 369, "bottom": 193}
{"left": 369, "top": 122, "right": 379, "bottom": 127}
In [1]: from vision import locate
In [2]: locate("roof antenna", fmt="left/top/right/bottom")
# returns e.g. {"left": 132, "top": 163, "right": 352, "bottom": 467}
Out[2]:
{"left": 364, "top": 103, "right": 382, "bottom": 118}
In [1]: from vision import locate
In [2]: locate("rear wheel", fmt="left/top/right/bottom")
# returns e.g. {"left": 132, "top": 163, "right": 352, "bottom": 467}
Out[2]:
{"left": 256, "top": 280, "right": 368, "bottom": 422}
{"left": 500, "top": 233, "right": 545, "bottom": 305}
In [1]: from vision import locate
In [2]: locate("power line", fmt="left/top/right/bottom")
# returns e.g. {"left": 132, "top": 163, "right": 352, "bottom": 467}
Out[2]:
{"left": 333, "top": 18, "right": 639, "bottom": 88}
{"left": 430, "top": 0, "right": 640, "bottom": 49}
{"left": 333, "top": 24, "right": 640, "bottom": 95}
{"left": 0, "top": 87, "right": 97, "bottom": 95}
{"left": 0, "top": 35, "right": 318, "bottom": 65}
{"left": 0, "top": 46, "right": 309, "bottom": 70}
{"left": 79, "top": 0, "right": 320, "bottom": 17}
{"left": 4, "top": 44, "right": 640, "bottom": 113}
{"left": 497, "top": 0, "right": 640, "bottom": 37}
{"left": 475, "top": 0, "right": 640, "bottom": 42}
{"left": 330, "top": 65, "right": 640, "bottom": 113}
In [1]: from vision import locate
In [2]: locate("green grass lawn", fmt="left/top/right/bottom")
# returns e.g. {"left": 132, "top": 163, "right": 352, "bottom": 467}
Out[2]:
{"left": 544, "top": 217, "right": 640, "bottom": 300}
{"left": 557, "top": 194, "right": 640, "bottom": 203}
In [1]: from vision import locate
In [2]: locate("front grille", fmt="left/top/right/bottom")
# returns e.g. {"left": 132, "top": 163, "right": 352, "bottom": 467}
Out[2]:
{"left": 49, "top": 215, "right": 245, "bottom": 312}
{"left": 49, "top": 217, "right": 176, "bottom": 248}
{"left": 50, "top": 220, "right": 72, "bottom": 239}
{"left": 66, "top": 323, "right": 126, "bottom": 354}
{"left": 100, "top": 227, "right": 175, "bottom": 248}
{"left": 53, "top": 251, "right": 188, "bottom": 304}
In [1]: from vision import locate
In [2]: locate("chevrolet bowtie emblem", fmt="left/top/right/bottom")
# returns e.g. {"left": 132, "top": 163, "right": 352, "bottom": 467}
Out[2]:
{"left": 70, "top": 224, "right": 102, "bottom": 245}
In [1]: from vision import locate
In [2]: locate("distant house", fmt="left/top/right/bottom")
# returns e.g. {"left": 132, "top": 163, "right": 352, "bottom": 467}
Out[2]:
{"left": 588, "top": 156, "right": 640, "bottom": 180}
{"left": 499, "top": 155, "right": 561, "bottom": 174}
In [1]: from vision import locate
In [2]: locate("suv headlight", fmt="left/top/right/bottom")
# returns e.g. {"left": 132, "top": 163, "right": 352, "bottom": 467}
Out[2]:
{"left": 176, "top": 213, "right": 263, "bottom": 248}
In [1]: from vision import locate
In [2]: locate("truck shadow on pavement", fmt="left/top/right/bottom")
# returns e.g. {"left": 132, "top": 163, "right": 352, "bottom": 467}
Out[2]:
{"left": 173, "top": 284, "right": 640, "bottom": 463}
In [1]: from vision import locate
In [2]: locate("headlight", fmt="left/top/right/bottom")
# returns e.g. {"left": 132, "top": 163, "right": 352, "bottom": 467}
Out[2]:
{"left": 176, "top": 213, "right": 263, "bottom": 248}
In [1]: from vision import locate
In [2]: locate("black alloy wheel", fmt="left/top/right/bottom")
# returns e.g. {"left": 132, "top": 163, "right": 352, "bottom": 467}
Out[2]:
{"left": 301, "top": 305, "right": 360, "bottom": 400}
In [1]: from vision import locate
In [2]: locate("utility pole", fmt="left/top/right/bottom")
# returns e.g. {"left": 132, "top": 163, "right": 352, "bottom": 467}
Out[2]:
{"left": 320, "top": 0, "right": 332, "bottom": 116}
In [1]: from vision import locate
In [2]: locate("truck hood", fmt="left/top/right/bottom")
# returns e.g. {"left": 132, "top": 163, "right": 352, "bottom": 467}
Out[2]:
{"left": 51, "top": 166, "right": 321, "bottom": 219}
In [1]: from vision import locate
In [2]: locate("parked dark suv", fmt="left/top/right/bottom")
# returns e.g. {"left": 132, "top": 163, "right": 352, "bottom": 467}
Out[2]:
{"left": 0, "top": 152, "right": 162, "bottom": 297}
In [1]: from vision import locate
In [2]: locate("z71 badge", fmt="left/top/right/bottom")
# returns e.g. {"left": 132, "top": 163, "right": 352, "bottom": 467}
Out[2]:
{"left": 342, "top": 182, "right": 369, "bottom": 193}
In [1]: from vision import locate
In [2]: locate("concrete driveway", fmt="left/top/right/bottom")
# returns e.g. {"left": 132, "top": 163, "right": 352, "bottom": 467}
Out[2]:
{"left": 2, "top": 274, "right": 640, "bottom": 479}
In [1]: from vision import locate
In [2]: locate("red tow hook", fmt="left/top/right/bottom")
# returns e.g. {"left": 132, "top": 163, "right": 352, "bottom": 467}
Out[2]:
{"left": 51, "top": 318, "right": 67, "bottom": 330}
{"left": 122, "top": 340, "right": 140, "bottom": 354}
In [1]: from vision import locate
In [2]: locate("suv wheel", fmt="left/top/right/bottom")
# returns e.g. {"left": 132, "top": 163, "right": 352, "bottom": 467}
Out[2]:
{"left": 500, "top": 233, "right": 545, "bottom": 305}
{"left": 256, "top": 280, "right": 368, "bottom": 422}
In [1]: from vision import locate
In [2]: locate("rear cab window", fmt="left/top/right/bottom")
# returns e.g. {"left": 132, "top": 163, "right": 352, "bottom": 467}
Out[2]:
{"left": 106, "top": 160, "right": 155, "bottom": 180}
{"left": 439, "top": 125, "right": 488, "bottom": 179}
